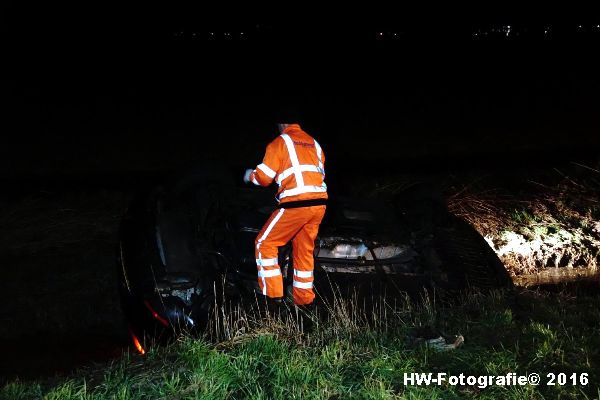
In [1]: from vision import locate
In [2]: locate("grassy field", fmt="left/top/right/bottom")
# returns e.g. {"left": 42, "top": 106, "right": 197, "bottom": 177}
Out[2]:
{"left": 1, "top": 163, "right": 599, "bottom": 399}
{"left": 2, "top": 286, "right": 600, "bottom": 399}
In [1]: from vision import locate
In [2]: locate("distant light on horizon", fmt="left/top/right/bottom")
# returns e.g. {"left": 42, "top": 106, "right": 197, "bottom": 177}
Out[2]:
{"left": 171, "top": 23, "right": 600, "bottom": 41}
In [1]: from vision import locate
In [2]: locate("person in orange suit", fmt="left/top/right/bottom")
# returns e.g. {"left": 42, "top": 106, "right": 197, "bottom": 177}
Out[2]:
{"left": 243, "top": 118, "right": 327, "bottom": 308}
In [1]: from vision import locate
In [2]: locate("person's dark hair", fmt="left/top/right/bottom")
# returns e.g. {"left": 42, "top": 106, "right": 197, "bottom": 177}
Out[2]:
{"left": 275, "top": 103, "right": 304, "bottom": 124}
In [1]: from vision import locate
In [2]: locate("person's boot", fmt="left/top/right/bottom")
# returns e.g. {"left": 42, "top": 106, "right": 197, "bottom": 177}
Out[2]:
{"left": 294, "top": 302, "right": 317, "bottom": 332}
{"left": 255, "top": 294, "right": 282, "bottom": 319}
{"left": 266, "top": 297, "right": 284, "bottom": 318}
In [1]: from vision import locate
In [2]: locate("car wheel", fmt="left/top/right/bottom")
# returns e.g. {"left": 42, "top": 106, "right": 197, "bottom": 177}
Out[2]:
{"left": 433, "top": 215, "right": 513, "bottom": 291}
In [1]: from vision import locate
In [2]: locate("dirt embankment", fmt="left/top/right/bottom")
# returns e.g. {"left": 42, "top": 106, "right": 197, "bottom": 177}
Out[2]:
{"left": 446, "top": 163, "right": 600, "bottom": 283}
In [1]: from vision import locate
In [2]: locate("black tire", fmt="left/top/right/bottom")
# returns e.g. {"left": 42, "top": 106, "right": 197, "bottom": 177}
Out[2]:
{"left": 433, "top": 215, "right": 513, "bottom": 291}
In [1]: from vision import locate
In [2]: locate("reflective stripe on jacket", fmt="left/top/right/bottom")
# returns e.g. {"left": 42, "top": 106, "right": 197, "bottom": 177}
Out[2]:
{"left": 249, "top": 124, "right": 328, "bottom": 204}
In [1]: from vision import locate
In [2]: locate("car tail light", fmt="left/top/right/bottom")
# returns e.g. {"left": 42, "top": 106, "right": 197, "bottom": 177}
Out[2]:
{"left": 144, "top": 300, "right": 170, "bottom": 327}
{"left": 129, "top": 328, "right": 146, "bottom": 355}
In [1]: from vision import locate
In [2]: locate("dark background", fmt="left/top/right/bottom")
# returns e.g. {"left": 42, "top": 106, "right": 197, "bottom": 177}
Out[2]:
{"left": 2, "top": 4, "right": 600, "bottom": 180}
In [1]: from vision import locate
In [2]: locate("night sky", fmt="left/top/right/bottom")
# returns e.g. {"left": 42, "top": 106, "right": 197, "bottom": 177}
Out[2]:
{"left": 2, "top": 4, "right": 600, "bottom": 178}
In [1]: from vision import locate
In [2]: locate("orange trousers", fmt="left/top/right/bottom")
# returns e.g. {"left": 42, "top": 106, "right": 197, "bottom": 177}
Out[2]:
{"left": 255, "top": 205, "right": 326, "bottom": 305}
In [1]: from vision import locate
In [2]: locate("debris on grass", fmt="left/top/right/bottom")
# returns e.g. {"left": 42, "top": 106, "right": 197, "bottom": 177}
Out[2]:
{"left": 425, "top": 335, "right": 465, "bottom": 351}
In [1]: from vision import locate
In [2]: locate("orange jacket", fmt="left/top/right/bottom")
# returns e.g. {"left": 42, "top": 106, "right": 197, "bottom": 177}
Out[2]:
{"left": 249, "top": 124, "right": 328, "bottom": 204}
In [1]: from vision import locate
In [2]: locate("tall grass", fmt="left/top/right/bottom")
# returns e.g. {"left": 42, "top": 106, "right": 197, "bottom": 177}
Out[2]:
{"left": 3, "top": 286, "right": 599, "bottom": 400}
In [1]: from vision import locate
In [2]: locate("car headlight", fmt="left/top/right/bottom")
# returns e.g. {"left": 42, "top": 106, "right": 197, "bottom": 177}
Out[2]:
{"left": 317, "top": 241, "right": 408, "bottom": 260}
{"left": 317, "top": 243, "right": 369, "bottom": 259}
{"left": 370, "top": 246, "right": 406, "bottom": 259}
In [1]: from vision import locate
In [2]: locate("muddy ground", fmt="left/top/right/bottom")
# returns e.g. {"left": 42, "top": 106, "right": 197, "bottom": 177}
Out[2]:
{"left": 445, "top": 163, "right": 600, "bottom": 279}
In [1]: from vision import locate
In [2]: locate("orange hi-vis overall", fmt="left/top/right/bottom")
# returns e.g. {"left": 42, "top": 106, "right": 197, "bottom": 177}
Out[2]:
{"left": 248, "top": 124, "right": 327, "bottom": 305}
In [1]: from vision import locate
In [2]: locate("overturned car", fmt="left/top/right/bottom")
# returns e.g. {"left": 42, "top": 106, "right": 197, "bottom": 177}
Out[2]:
{"left": 117, "top": 168, "right": 512, "bottom": 346}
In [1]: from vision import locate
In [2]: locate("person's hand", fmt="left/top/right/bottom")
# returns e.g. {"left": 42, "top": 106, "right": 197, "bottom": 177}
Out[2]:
{"left": 243, "top": 169, "right": 253, "bottom": 184}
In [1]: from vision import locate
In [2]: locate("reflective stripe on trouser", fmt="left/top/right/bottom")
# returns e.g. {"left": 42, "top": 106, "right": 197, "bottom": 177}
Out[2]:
{"left": 255, "top": 205, "right": 326, "bottom": 305}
